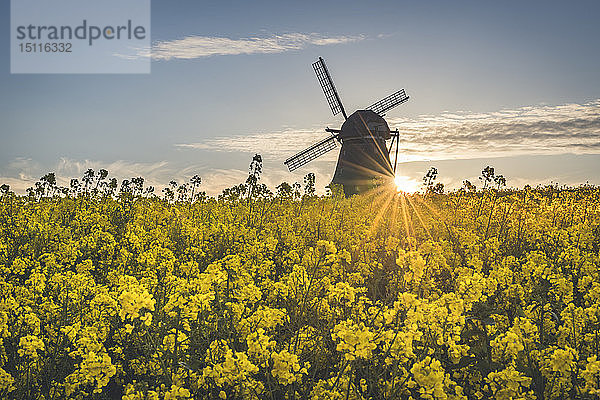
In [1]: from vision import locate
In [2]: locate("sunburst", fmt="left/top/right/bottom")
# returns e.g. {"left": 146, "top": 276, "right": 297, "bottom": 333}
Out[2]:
{"left": 394, "top": 175, "right": 420, "bottom": 194}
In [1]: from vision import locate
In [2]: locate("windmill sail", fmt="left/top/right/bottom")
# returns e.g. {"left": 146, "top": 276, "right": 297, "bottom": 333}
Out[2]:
{"left": 366, "top": 89, "right": 409, "bottom": 115}
{"left": 284, "top": 135, "right": 337, "bottom": 171}
{"left": 312, "top": 57, "right": 347, "bottom": 119}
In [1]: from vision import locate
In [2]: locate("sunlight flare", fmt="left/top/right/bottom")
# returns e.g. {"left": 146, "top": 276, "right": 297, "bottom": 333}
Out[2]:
{"left": 394, "top": 175, "right": 420, "bottom": 193}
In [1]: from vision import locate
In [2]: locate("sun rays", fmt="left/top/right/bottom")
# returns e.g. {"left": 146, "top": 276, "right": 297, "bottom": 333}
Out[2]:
{"left": 359, "top": 175, "right": 442, "bottom": 250}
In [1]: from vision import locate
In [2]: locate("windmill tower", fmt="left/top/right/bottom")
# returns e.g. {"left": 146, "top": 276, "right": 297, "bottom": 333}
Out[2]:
{"left": 284, "top": 57, "right": 410, "bottom": 197}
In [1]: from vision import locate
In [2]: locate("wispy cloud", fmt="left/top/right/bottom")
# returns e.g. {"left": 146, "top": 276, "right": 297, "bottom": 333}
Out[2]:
{"left": 387, "top": 100, "right": 600, "bottom": 162}
{"left": 0, "top": 158, "right": 172, "bottom": 194}
{"left": 177, "top": 100, "right": 600, "bottom": 163}
{"left": 3, "top": 101, "right": 600, "bottom": 195}
{"left": 175, "top": 126, "right": 335, "bottom": 160}
{"left": 123, "top": 33, "right": 365, "bottom": 60}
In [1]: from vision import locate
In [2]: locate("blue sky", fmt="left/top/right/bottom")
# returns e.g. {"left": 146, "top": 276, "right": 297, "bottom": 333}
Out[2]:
{"left": 1, "top": 0, "right": 600, "bottom": 194}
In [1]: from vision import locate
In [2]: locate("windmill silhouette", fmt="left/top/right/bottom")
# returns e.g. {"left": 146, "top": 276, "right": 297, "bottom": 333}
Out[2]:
{"left": 284, "top": 57, "right": 409, "bottom": 197}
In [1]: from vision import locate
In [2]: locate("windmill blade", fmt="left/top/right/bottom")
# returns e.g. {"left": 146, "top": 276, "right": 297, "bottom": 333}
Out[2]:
{"left": 366, "top": 89, "right": 409, "bottom": 115}
{"left": 284, "top": 135, "right": 338, "bottom": 172}
{"left": 312, "top": 57, "right": 348, "bottom": 119}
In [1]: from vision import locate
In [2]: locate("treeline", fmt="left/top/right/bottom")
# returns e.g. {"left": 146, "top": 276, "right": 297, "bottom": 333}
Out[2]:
{"left": 0, "top": 155, "right": 320, "bottom": 203}
{"left": 0, "top": 153, "right": 594, "bottom": 202}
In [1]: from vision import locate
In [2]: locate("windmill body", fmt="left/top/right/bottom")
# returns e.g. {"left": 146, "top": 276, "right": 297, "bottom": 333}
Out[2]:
{"left": 332, "top": 110, "right": 393, "bottom": 196}
{"left": 284, "top": 57, "right": 409, "bottom": 197}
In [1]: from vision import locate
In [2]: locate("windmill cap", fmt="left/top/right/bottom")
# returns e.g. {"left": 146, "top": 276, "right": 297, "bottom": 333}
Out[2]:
{"left": 339, "top": 110, "right": 391, "bottom": 140}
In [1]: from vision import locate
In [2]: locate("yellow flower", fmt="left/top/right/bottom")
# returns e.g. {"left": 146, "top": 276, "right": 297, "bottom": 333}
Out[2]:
{"left": 271, "top": 350, "right": 308, "bottom": 385}
{"left": 18, "top": 335, "right": 45, "bottom": 359}
{"left": 118, "top": 286, "right": 155, "bottom": 321}
{"left": 410, "top": 356, "right": 446, "bottom": 400}
{"left": 0, "top": 368, "right": 15, "bottom": 393}
{"left": 332, "top": 320, "right": 378, "bottom": 361}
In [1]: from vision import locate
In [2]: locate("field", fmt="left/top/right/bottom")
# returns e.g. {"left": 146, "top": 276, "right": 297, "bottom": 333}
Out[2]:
{"left": 1, "top": 183, "right": 600, "bottom": 399}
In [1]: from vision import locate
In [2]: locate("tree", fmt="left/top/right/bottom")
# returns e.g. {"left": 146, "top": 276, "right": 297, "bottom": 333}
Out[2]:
{"left": 479, "top": 166, "right": 495, "bottom": 191}
{"left": 252, "top": 183, "right": 273, "bottom": 199}
{"left": 276, "top": 182, "right": 293, "bottom": 198}
{"left": 70, "top": 179, "right": 81, "bottom": 197}
{"left": 82, "top": 168, "right": 95, "bottom": 194}
{"left": 40, "top": 173, "right": 57, "bottom": 197}
{"left": 463, "top": 180, "right": 477, "bottom": 193}
{"left": 246, "top": 154, "right": 263, "bottom": 200}
{"left": 292, "top": 182, "right": 301, "bottom": 200}
{"left": 494, "top": 174, "right": 506, "bottom": 190}
{"left": 304, "top": 173, "right": 316, "bottom": 196}
{"left": 143, "top": 186, "right": 155, "bottom": 198}
{"left": 423, "top": 167, "right": 438, "bottom": 192}
{"left": 478, "top": 166, "right": 506, "bottom": 191}
{"left": 107, "top": 178, "right": 118, "bottom": 197}
{"left": 162, "top": 187, "right": 175, "bottom": 203}
{"left": 219, "top": 184, "right": 247, "bottom": 202}
{"left": 0, "top": 184, "right": 9, "bottom": 196}
{"left": 176, "top": 183, "right": 189, "bottom": 202}
{"left": 93, "top": 169, "right": 109, "bottom": 194}
{"left": 190, "top": 175, "right": 202, "bottom": 202}
{"left": 33, "top": 182, "right": 44, "bottom": 200}
{"left": 431, "top": 182, "right": 445, "bottom": 194}
{"left": 131, "top": 177, "right": 145, "bottom": 197}
{"left": 120, "top": 180, "right": 132, "bottom": 196}
{"left": 98, "top": 168, "right": 109, "bottom": 181}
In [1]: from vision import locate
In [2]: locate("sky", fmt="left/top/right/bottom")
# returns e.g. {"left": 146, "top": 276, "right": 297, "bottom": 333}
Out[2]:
{"left": 1, "top": 0, "right": 600, "bottom": 195}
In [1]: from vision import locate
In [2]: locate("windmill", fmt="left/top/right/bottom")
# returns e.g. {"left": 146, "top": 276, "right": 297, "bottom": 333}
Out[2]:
{"left": 284, "top": 57, "right": 409, "bottom": 197}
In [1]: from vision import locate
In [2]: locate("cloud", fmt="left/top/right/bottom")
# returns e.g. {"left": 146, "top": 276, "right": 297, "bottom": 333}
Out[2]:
{"left": 121, "top": 33, "right": 365, "bottom": 60}
{"left": 0, "top": 158, "right": 173, "bottom": 194}
{"left": 3, "top": 101, "right": 600, "bottom": 196}
{"left": 175, "top": 126, "right": 337, "bottom": 160}
{"left": 177, "top": 100, "right": 600, "bottom": 164}
{"left": 385, "top": 100, "right": 600, "bottom": 162}
{"left": 394, "top": 154, "right": 600, "bottom": 192}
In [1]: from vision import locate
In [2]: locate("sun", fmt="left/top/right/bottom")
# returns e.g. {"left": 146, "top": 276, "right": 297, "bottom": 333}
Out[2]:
{"left": 394, "top": 175, "right": 420, "bottom": 193}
